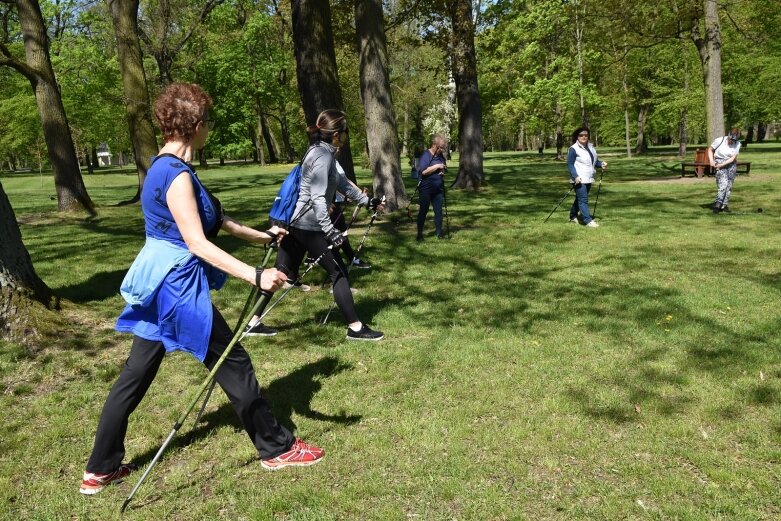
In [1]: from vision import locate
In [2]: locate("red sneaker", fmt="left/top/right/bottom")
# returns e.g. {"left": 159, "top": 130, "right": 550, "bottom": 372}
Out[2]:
{"left": 79, "top": 463, "right": 138, "bottom": 495}
{"left": 261, "top": 439, "right": 324, "bottom": 470}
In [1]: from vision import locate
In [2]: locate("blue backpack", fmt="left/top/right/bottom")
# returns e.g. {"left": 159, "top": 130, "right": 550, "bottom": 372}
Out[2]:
{"left": 268, "top": 147, "right": 315, "bottom": 227}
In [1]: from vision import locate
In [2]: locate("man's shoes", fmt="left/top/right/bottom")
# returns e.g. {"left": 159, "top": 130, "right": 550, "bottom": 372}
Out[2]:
{"left": 712, "top": 206, "right": 722, "bottom": 214}
{"left": 346, "top": 324, "right": 384, "bottom": 341}
{"left": 436, "top": 233, "right": 445, "bottom": 239}
{"left": 416, "top": 234, "right": 424, "bottom": 242}
{"left": 245, "top": 322, "right": 277, "bottom": 337}
{"left": 585, "top": 220, "right": 599, "bottom": 228}
{"left": 351, "top": 257, "right": 371, "bottom": 269}
{"left": 261, "top": 439, "right": 324, "bottom": 470}
{"left": 722, "top": 205, "right": 730, "bottom": 213}
{"left": 283, "top": 279, "right": 311, "bottom": 292}
{"left": 79, "top": 463, "right": 138, "bottom": 495}
{"left": 569, "top": 217, "right": 579, "bottom": 224}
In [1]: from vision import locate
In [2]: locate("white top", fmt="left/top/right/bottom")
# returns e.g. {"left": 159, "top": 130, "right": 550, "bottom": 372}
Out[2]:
{"left": 710, "top": 136, "right": 741, "bottom": 163}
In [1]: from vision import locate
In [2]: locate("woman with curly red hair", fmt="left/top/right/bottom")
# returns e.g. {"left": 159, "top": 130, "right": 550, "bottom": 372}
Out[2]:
{"left": 80, "top": 83, "right": 323, "bottom": 496}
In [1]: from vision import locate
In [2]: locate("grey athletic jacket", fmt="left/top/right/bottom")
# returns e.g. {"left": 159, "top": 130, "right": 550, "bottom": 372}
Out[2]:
{"left": 292, "top": 141, "right": 368, "bottom": 234}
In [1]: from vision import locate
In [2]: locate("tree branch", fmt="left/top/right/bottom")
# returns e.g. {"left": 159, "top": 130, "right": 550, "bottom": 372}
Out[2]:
{"left": 0, "top": 39, "right": 36, "bottom": 82}
{"left": 171, "top": 0, "right": 224, "bottom": 55}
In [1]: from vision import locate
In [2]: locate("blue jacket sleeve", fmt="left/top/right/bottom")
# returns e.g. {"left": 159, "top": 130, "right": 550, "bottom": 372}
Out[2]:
{"left": 567, "top": 148, "right": 578, "bottom": 179}
{"left": 418, "top": 151, "right": 434, "bottom": 176}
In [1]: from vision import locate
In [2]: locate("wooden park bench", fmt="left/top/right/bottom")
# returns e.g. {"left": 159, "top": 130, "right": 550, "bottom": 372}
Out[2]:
{"left": 681, "top": 148, "right": 751, "bottom": 178}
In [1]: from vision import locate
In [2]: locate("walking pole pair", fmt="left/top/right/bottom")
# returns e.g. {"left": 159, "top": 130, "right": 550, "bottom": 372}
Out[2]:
{"left": 121, "top": 282, "right": 275, "bottom": 513}
{"left": 191, "top": 238, "right": 279, "bottom": 430}
{"left": 543, "top": 184, "right": 576, "bottom": 223}
{"left": 121, "top": 240, "right": 341, "bottom": 513}
{"left": 321, "top": 195, "right": 386, "bottom": 325}
{"left": 191, "top": 202, "right": 315, "bottom": 432}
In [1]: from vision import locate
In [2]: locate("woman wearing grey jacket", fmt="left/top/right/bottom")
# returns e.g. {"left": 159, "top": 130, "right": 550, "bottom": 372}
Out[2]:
{"left": 275, "top": 110, "right": 383, "bottom": 341}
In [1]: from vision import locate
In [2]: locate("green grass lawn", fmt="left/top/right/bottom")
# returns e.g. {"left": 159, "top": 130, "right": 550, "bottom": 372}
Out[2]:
{"left": 1, "top": 145, "right": 780, "bottom": 520}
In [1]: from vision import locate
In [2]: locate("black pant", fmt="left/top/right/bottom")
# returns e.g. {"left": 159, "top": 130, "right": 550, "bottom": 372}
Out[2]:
{"left": 276, "top": 227, "right": 360, "bottom": 324}
{"left": 417, "top": 187, "right": 444, "bottom": 237}
{"left": 86, "top": 306, "right": 294, "bottom": 473}
{"left": 331, "top": 204, "right": 357, "bottom": 262}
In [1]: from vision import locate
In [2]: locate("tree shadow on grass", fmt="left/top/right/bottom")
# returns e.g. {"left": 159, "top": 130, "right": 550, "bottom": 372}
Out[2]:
{"left": 57, "top": 269, "right": 126, "bottom": 303}
{"left": 126, "top": 356, "right": 360, "bottom": 469}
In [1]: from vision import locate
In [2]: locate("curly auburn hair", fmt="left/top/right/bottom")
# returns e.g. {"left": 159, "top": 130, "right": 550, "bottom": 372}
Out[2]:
{"left": 154, "top": 83, "right": 212, "bottom": 143}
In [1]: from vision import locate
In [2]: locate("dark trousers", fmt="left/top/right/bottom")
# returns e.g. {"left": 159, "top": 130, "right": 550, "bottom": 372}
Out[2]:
{"left": 86, "top": 306, "right": 294, "bottom": 473}
{"left": 276, "top": 227, "right": 360, "bottom": 324}
{"left": 417, "top": 189, "right": 444, "bottom": 237}
{"left": 331, "top": 204, "right": 357, "bottom": 261}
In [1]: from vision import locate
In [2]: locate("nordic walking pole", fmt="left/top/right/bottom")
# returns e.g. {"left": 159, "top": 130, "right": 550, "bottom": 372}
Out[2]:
{"left": 321, "top": 196, "right": 385, "bottom": 325}
{"left": 121, "top": 281, "right": 277, "bottom": 513}
{"left": 442, "top": 183, "right": 451, "bottom": 238}
{"left": 257, "top": 241, "right": 344, "bottom": 323}
{"left": 191, "top": 238, "right": 278, "bottom": 430}
{"left": 543, "top": 185, "right": 576, "bottom": 223}
{"left": 592, "top": 167, "right": 605, "bottom": 220}
{"left": 190, "top": 201, "right": 314, "bottom": 432}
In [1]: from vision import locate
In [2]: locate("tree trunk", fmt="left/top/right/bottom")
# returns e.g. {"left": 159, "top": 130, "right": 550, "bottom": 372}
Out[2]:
{"left": 745, "top": 124, "right": 754, "bottom": 144}
{"left": 278, "top": 103, "right": 297, "bottom": 162}
{"left": 354, "top": 0, "right": 405, "bottom": 211}
{"left": 0, "top": 181, "right": 57, "bottom": 342}
{"left": 757, "top": 122, "right": 767, "bottom": 142}
{"left": 291, "top": 0, "right": 357, "bottom": 182}
{"left": 692, "top": 0, "right": 725, "bottom": 143}
{"left": 108, "top": 0, "right": 159, "bottom": 205}
{"left": 678, "top": 113, "right": 688, "bottom": 157}
{"left": 449, "top": 0, "right": 483, "bottom": 190}
{"left": 4, "top": 0, "right": 95, "bottom": 214}
{"left": 256, "top": 114, "right": 266, "bottom": 167}
{"left": 555, "top": 103, "right": 564, "bottom": 160}
{"left": 260, "top": 112, "right": 279, "bottom": 164}
{"left": 678, "top": 42, "right": 689, "bottom": 158}
{"left": 635, "top": 105, "right": 648, "bottom": 154}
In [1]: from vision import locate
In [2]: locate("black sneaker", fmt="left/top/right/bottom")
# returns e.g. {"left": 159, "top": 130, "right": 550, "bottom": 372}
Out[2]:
{"left": 722, "top": 205, "right": 731, "bottom": 213}
{"left": 346, "top": 324, "right": 384, "bottom": 341}
{"left": 416, "top": 234, "right": 424, "bottom": 242}
{"left": 351, "top": 257, "right": 371, "bottom": 269}
{"left": 712, "top": 205, "right": 722, "bottom": 214}
{"left": 245, "top": 322, "right": 278, "bottom": 336}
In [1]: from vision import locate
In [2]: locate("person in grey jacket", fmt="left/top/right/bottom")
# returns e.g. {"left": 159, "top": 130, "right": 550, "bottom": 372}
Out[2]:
{"left": 275, "top": 110, "right": 383, "bottom": 341}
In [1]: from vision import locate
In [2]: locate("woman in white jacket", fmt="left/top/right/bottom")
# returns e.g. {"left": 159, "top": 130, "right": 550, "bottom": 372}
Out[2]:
{"left": 567, "top": 127, "right": 607, "bottom": 228}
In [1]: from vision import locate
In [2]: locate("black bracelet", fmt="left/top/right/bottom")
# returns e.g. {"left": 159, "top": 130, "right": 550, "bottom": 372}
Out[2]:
{"left": 262, "top": 229, "right": 277, "bottom": 239}
{"left": 255, "top": 266, "right": 262, "bottom": 288}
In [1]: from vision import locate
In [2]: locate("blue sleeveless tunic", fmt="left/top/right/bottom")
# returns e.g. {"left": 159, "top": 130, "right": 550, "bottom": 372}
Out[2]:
{"left": 115, "top": 155, "right": 227, "bottom": 361}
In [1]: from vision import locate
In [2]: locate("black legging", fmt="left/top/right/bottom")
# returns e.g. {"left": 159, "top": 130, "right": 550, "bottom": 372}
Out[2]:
{"left": 331, "top": 204, "right": 357, "bottom": 262}
{"left": 276, "top": 227, "right": 359, "bottom": 324}
{"left": 86, "top": 306, "right": 294, "bottom": 473}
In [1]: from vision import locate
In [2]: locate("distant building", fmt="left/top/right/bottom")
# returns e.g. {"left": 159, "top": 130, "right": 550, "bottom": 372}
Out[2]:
{"left": 97, "top": 143, "right": 112, "bottom": 167}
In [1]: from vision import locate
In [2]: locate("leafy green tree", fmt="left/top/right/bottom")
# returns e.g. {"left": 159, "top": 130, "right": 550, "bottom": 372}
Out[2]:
{"left": 0, "top": 0, "right": 95, "bottom": 214}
